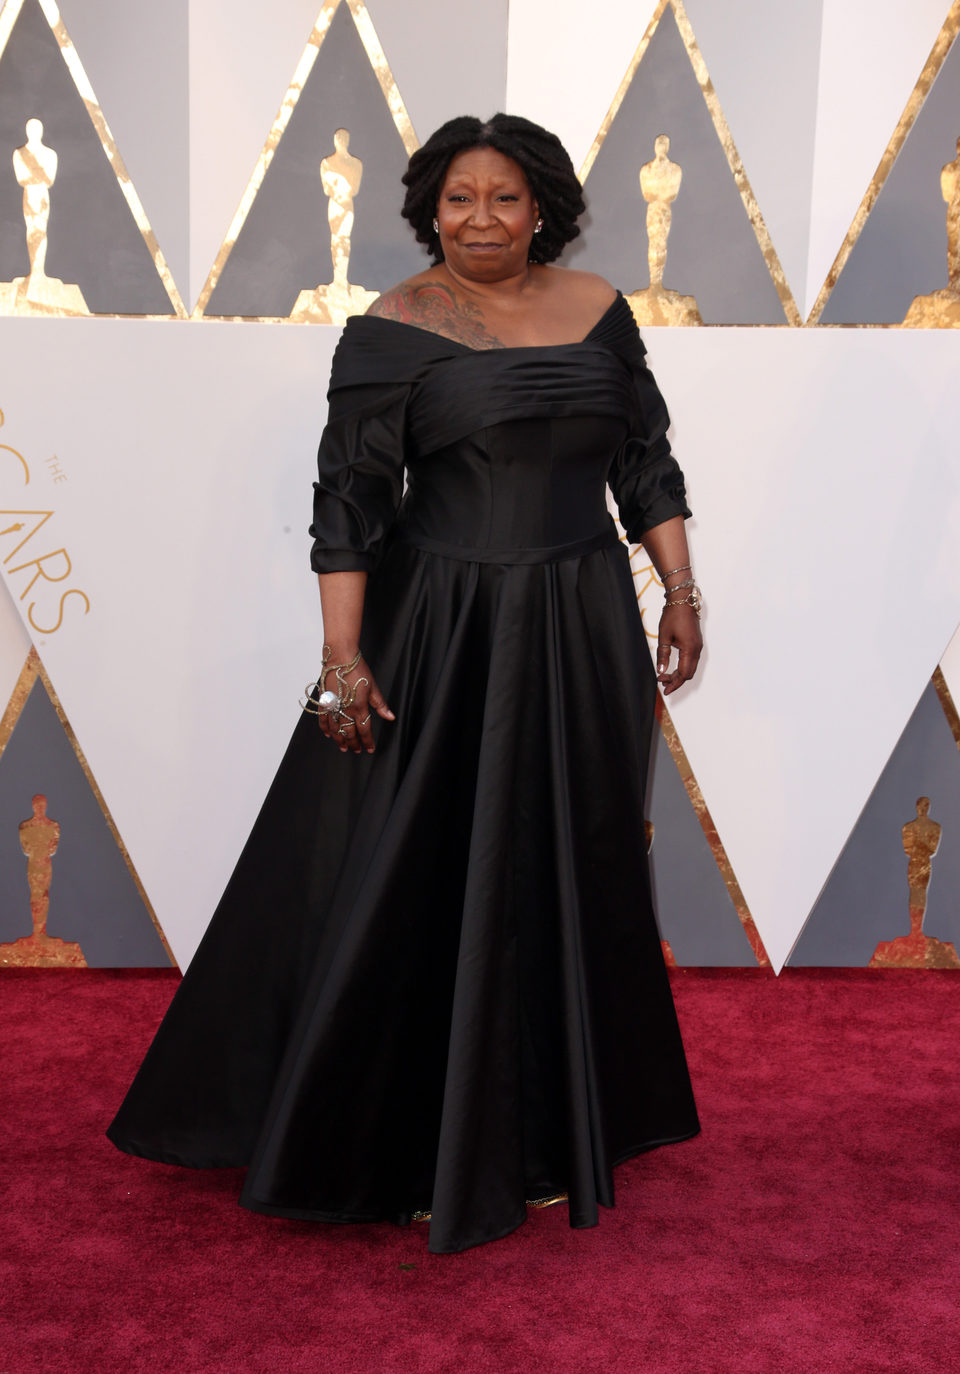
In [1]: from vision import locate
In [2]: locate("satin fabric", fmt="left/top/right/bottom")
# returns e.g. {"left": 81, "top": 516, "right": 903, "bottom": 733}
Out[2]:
{"left": 108, "top": 294, "right": 700, "bottom": 1253}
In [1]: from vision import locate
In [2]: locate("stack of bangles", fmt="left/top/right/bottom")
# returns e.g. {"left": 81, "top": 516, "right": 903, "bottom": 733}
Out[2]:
{"left": 300, "top": 645, "right": 372, "bottom": 734}
{"left": 660, "top": 563, "right": 703, "bottom": 618}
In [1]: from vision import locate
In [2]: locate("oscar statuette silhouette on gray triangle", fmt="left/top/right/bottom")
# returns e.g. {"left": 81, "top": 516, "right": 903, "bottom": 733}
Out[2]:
{"left": 204, "top": 1, "right": 421, "bottom": 319}
{"left": 569, "top": 2, "right": 786, "bottom": 324}
{"left": 0, "top": 0, "right": 177, "bottom": 315}
{"left": 789, "top": 679, "right": 960, "bottom": 966}
{"left": 902, "top": 135, "right": 960, "bottom": 327}
{"left": 0, "top": 676, "right": 170, "bottom": 967}
{"left": 0, "top": 118, "right": 88, "bottom": 315}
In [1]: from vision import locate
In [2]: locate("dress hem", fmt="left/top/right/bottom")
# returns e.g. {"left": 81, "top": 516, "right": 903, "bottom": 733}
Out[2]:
{"left": 106, "top": 1122, "right": 700, "bottom": 1252}
{"left": 106, "top": 1120, "right": 700, "bottom": 1188}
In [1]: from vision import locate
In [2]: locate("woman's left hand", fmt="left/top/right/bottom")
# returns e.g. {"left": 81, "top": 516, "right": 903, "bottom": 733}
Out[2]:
{"left": 656, "top": 603, "right": 702, "bottom": 695}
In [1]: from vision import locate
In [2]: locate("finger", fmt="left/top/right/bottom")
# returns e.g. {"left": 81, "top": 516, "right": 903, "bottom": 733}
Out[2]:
{"left": 355, "top": 710, "right": 376, "bottom": 755}
{"left": 656, "top": 635, "right": 674, "bottom": 682}
{"left": 675, "top": 620, "right": 703, "bottom": 681}
{"left": 339, "top": 715, "right": 363, "bottom": 754}
{"left": 676, "top": 643, "right": 701, "bottom": 683}
{"left": 659, "top": 658, "right": 683, "bottom": 694}
{"left": 368, "top": 684, "right": 395, "bottom": 721}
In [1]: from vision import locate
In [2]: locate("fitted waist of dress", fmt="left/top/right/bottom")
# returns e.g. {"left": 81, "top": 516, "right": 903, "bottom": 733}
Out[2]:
{"left": 391, "top": 520, "right": 619, "bottom": 565}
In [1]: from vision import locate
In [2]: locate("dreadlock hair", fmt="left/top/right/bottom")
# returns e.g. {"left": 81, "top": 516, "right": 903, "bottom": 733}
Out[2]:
{"left": 401, "top": 114, "right": 586, "bottom": 266}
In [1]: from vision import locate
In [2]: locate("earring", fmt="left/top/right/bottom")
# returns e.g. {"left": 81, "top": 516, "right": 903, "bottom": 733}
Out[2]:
{"left": 534, "top": 218, "right": 543, "bottom": 233}
{"left": 432, "top": 218, "right": 439, "bottom": 233}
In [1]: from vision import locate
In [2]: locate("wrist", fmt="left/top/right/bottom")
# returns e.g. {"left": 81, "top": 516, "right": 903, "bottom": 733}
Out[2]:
{"left": 663, "top": 582, "right": 702, "bottom": 617}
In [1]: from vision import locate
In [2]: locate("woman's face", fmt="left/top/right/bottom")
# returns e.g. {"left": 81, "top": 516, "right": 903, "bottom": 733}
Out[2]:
{"left": 435, "top": 146, "right": 539, "bottom": 283}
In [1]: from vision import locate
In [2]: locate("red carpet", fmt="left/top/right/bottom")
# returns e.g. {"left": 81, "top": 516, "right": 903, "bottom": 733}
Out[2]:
{"left": 2, "top": 968, "right": 958, "bottom": 1373}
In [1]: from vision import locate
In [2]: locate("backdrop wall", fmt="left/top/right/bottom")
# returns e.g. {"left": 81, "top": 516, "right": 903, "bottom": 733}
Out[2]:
{"left": 0, "top": 0, "right": 958, "bottom": 973}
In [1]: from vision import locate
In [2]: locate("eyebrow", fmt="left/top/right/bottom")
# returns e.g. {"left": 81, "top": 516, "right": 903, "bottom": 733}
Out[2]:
{"left": 442, "top": 176, "right": 525, "bottom": 190}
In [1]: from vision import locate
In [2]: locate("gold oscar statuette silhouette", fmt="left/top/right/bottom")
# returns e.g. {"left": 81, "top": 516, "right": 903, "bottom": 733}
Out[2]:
{"left": 290, "top": 128, "right": 379, "bottom": 325}
{"left": 0, "top": 120, "right": 89, "bottom": 317}
{"left": 0, "top": 794, "right": 86, "bottom": 967}
{"left": 869, "top": 797, "right": 960, "bottom": 968}
{"left": 626, "top": 135, "right": 702, "bottom": 328}
{"left": 902, "top": 135, "right": 960, "bottom": 328}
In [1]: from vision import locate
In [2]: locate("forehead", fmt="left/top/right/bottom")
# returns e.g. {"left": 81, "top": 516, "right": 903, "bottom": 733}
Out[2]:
{"left": 442, "top": 146, "right": 528, "bottom": 188}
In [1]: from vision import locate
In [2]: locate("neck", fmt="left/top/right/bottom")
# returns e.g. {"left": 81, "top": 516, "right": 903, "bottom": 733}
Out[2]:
{"left": 438, "top": 261, "right": 535, "bottom": 301}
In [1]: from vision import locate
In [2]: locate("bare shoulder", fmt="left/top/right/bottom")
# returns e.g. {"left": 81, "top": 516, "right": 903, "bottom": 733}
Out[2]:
{"left": 541, "top": 267, "right": 618, "bottom": 310}
{"left": 366, "top": 274, "right": 504, "bottom": 349}
{"left": 365, "top": 270, "right": 445, "bottom": 320}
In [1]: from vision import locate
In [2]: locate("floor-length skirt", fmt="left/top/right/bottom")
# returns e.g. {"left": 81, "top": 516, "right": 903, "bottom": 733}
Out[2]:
{"left": 108, "top": 535, "right": 699, "bottom": 1253}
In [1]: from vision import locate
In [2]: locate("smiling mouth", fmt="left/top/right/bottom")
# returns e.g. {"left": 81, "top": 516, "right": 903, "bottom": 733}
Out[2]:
{"left": 464, "top": 242, "right": 503, "bottom": 250}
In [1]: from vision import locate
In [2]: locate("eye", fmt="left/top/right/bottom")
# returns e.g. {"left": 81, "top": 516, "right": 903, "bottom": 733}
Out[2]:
{"left": 446, "top": 194, "right": 470, "bottom": 203}
{"left": 497, "top": 194, "right": 519, "bottom": 202}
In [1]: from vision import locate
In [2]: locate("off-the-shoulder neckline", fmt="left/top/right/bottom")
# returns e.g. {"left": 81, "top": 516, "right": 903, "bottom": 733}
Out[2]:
{"left": 346, "top": 291, "right": 629, "bottom": 354}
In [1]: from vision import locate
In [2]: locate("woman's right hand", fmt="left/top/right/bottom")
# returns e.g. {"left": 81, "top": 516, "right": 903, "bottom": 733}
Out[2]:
{"left": 315, "top": 651, "right": 395, "bottom": 755}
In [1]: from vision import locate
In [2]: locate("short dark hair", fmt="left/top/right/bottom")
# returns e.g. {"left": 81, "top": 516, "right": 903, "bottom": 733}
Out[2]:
{"left": 400, "top": 114, "right": 586, "bottom": 266}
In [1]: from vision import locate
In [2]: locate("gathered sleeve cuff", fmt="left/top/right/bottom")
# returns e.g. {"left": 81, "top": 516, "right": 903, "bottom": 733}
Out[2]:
{"left": 308, "top": 337, "right": 409, "bottom": 573}
{"left": 607, "top": 338, "right": 691, "bottom": 544}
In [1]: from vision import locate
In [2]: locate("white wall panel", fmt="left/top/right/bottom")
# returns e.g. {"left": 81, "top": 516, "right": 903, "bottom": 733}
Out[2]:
{"left": 0, "top": 317, "right": 338, "bottom": 967}
{"left": 806, "top": 0, "right": 953, "bottom": 319}
{"left": 0, "top": 583, "right": 30, "bottom": 713}
{"left": 366, "top": 0, "right": 508, "bottom": 143}
{"left": 506, "top": 0, "right": 655, "bottom": 176}
{"left": 643, "top": 326, "right": 960, "bottom": 970}
{"left": 58, "top": 0, "right": 190, "bottom": 309}
{"left": 188, "top": 0, "right": 321, "bottom": 313}
{"left": 682, "top": 0, "right": 822, "bottom": 317}
{"left": 3, "top": 1, "right": 958, "bottom": 970}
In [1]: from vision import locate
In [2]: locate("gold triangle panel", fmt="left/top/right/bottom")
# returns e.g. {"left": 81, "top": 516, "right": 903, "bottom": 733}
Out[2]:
{"left": 788, "top": 671, "right": 960, "bottom": 967}
{"left": 0, "top": 649, "right": 176, "bottom": 967}
{"left": 622, "top": 530, "right": 767, "bottom": 964}
{"left": 194, "top": 0, "right": 418, "bottom": 322}
{"left": 0, "top": 0, "right": 186, "bottom": 317}
{"left": 655, "top": 695, "right": 770, "bottom": 967}
{"left": 808, "top": 2, "right": 960, "bottom": 326}
{"left": 574, "top": 0, "right": 800, "bottom": 326}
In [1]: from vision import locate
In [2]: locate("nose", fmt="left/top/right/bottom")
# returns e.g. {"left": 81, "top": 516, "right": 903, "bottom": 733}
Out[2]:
{"left": 467, "top": 198, "right": 496, "bottom": 228}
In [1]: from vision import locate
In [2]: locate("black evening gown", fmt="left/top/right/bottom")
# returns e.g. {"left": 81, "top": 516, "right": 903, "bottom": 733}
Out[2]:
{"left": 107, "top": 293, "right": 700, "bottom": 1253}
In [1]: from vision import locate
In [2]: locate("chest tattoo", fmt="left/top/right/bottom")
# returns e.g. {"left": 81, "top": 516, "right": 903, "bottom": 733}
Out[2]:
{"left": 368, "top": 284, "right": 505, "bottom": 350}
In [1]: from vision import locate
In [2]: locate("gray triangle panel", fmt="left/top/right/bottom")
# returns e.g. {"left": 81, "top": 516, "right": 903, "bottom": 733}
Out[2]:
{"left": 788, "top": 680, "right": 960, "bottom": 965}
{"left": 0, "top": 678, "right": 168, "bottom": 966}
{"left": 206, "top": 2, "right": 424, "bottom": 317}
{"left": 821, "top": 33, "right": 960, "bottom": 324}
{"left": 646, "top": 723, "right": 755, "bottom": 964}
{"left": 0, "top": 0, "right": 174, "bottom": 314}
{"left": 568, "top": 6, "right": 786, "bottom": 324}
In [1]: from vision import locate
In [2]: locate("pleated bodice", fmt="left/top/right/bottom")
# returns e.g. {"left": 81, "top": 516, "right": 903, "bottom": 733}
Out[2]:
{"left": 308, "top": 294, "right": 691, "bottom": 574}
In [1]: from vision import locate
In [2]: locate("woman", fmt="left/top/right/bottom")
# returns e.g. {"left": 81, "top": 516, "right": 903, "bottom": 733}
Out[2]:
{"left": 108, "top": 115, "right": 702, "bottom": 1254}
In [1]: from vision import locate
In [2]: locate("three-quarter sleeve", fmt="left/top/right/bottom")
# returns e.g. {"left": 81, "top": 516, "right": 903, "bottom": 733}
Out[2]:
{"left": 308, "top": 379, "right": 408, "bottom": 574}
{"left": 607, "top": 343, "right": 691, "bottom": 544}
